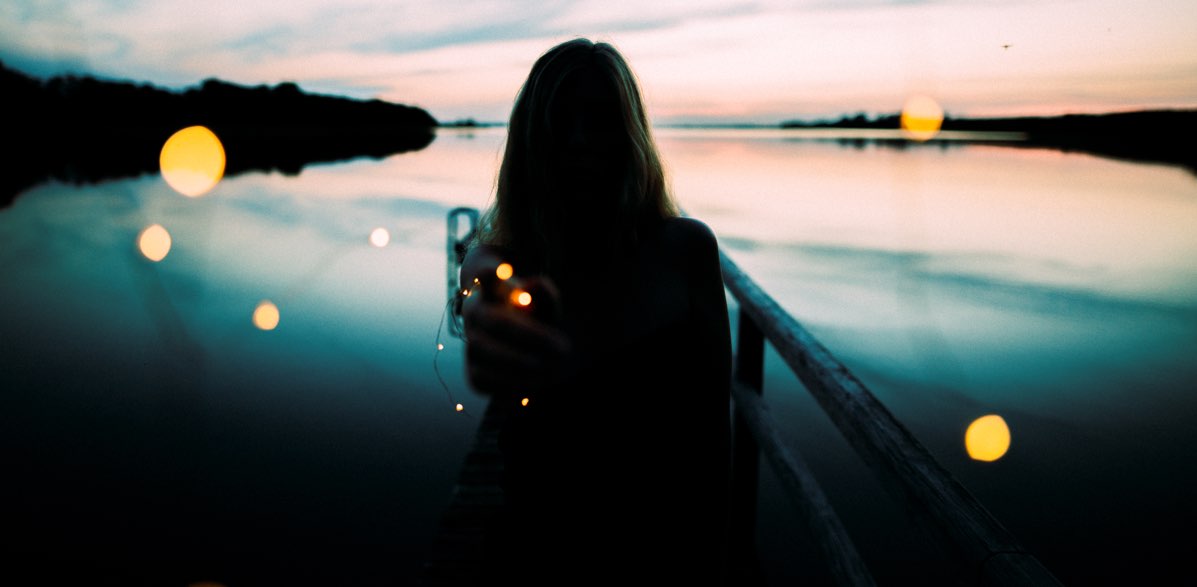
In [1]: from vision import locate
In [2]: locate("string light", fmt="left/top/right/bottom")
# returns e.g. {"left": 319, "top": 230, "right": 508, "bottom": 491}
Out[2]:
{"left": 434, "top": 294, "right": 471, "bottom": 416}
{"left": 432, "top": 260, "right": 530, "bottom": 417}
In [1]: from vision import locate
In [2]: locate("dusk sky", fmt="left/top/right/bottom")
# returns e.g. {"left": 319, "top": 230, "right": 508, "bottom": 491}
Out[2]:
{"left": 3, "top": 0, "right": 1195, "bottom": 124}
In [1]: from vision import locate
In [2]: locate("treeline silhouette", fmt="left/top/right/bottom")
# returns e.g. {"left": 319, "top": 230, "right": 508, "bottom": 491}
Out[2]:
{"left": 782, "top": 110, "right": 1197, "bottom": 173}
{"left": 2, "top": 61, "right": 438, "bottom": 207}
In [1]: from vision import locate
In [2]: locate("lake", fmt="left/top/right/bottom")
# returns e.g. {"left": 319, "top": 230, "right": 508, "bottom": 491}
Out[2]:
{"left": 2, "top": 126, "right": 1194, "bottom": 585}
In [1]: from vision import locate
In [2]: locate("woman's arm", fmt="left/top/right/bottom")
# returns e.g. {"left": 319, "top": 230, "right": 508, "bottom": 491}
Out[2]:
{"left": 666, "top": 216, "right": 732, "bottom": 571}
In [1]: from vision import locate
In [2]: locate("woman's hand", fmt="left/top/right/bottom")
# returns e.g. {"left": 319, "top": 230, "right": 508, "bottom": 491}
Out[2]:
{"left": 460, "top": 248, "right": 573, "bottom": 396}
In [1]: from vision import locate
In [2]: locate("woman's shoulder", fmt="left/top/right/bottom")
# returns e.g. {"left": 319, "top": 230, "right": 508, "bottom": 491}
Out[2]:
{"left": 661, "top": 215, "right": 716, "bottom": 243}
{"left": 658, "top": 216, "right": 720, "bottom": 270}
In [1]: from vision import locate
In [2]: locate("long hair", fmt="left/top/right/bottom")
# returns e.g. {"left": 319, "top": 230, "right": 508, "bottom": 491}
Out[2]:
{"left": 475, "top": 38, "right": 678, "bottom": 275}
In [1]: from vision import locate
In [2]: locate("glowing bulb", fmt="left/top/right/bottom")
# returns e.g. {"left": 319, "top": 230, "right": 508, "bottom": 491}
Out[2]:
{"left": 520, "top": 397, "right": 529, "bottom": 407}
{"left": 510, "top": 289, "right": 532, "bottom": 307}
{"left": 252, "top": 300, "right": 280, "bottom": 331}
{"left": 900, "top": 94, "right": 944, "bottom": 142}
{"left": 137, "top": 224, "right": 172, "bottom": 262}
{"left": 473, "top": 278, "right": 480, "bottom": 284}
{"left": 437, "top": 343, "right": 445, "bottom": 351}
{"left": 496, "top": 263, "right": 514, "bottom": 280}
{"left": 455, "top": 403, "right": 464, "bottom": 412}
{"left": 369, "top": 227, "right": 390, "bottom": 248}
{"left": 462, "top": 289, "right": 470, "bottom": 297}
{"left": 160, "top": 126, "right": 226, "bottom": 196}
{"left": 965, "top": 414, "right": 1011, "bottom": 462}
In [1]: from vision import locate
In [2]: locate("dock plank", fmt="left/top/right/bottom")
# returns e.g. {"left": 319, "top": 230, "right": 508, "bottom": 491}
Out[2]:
{"left": 420, "top": 398, "right": 509, "bottom": 586}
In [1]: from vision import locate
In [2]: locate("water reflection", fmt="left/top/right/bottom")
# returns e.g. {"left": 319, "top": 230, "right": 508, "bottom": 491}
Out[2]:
{"left": 160, "top": 126, "right": 226, "bottom": 197}
{"left": 3, "top": 124, "right": 1194, "bottom": 586}
{"left": 965, "top": 414, "right": 1011, "bottom": 462}
{"left": 137, "top": 223, "right": 172, "bottom": 262}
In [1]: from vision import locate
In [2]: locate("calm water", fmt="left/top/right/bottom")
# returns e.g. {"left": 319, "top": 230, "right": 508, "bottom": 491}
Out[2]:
{"left": 2, "top": 126, "right": 1195, "bottom": 585}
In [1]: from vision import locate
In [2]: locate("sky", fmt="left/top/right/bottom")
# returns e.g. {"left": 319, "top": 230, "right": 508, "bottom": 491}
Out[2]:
{"left": 2, "top": 0, "right": 1195, "bottom": 124}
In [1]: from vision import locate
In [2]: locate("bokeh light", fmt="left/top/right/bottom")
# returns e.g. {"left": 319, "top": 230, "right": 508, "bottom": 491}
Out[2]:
{"left": 369, "top": 227, "right": 390, "bottom": 248}
{"left": 455, "top": 403, "right": 464, "bottom": 412}
{"left": 965, "top": 414, "right": 1011, "bottom": 462}
{"left": 252, "top": 300, "right": 280, "bottom": 331}
{"left": 900, "top": 94, "right": 945, "bottom": 142}
{"left": 159, "top": 126, "right": 226, "bottom": 197}
{"left": 521, "top": 397, "right": 529, "bottom": 407}
{"left": 137, "top": 224, "right": 172, "bottom": 262}
{"left": 511, "top": 289, "right": 532, "bottom": 307}
{"left": 496, "top": 263, "right": 513, "bottom": 280}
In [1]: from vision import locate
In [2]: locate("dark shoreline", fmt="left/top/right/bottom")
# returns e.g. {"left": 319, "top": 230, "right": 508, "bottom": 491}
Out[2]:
{"left": 779, "top": 109, "right": 1197, "bottom": 175}
{"left": 2, "top": 62, "right": 438, "bottom": 208}
{"left": 4, "top": 58, "right": 1193, "bottom": 208}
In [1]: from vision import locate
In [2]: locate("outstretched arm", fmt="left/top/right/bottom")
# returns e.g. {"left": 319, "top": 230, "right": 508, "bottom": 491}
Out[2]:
{"left": 459, "top": 244, "right": 572, "bottom": 397}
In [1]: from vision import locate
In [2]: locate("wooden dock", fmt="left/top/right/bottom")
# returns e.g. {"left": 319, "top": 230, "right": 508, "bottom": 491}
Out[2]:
{"left": 419, "top": 398, "right": 508, "bottom": 586}
{"left": 427, "top": 208, "right": 1063, "bottom": 585}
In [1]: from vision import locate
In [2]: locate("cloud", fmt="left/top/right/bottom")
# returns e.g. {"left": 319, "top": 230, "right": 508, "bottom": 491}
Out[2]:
{"left": 2, "top": 0, "right": 1196, "bottom": 122}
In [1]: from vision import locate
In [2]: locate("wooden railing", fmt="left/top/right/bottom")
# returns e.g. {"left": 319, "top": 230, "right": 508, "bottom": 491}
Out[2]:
{"left": 720, "top": 249, "right": 1062, "bottom": 586}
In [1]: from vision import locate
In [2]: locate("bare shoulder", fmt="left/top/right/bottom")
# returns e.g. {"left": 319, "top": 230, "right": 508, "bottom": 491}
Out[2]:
{"left": 660, "top": 216, "right": 720, "bottom": 268}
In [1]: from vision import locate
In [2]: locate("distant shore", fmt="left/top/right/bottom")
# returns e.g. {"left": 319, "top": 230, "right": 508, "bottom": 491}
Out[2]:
{"left": 4, "top": 58, "right": 1192, "bottom": 208}
{"left": 780, "top": 109, "right": 1196, "bottom": 172}
{"left": 445, "top": 112, "right": 1196, "bottom": 175}
{"left": 2, "top": 62, "right": 438, "bottom": 208}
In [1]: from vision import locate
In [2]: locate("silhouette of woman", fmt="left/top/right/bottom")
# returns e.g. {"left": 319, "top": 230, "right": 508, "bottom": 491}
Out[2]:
{"left": 460, "top": 38, "right": 731, "bottom": 584}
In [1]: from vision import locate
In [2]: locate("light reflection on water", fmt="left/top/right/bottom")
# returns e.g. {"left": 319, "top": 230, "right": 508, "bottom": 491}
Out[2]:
{"left": 1, "top": 126, "right": 1195, "bottom": 584}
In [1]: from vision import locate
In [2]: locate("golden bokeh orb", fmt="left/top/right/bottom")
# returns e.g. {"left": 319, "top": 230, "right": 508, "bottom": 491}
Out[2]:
{"left": 369, "top": 227, "right": 391, "bottom": 248}
{"left": 252, "top": 300, "right": 280, "bottom": 331}
{"left": 137, "top": 224, "right": 172, "bottom": 262}
{"left": 496, "top": 263, "right": 514, "bottom": 280}
{"left": 900, "top": 94, "right": 945, "bottom": 142}
{"left": 965, "top": 414, "right": 1011, "bottom": 462}
{"left": 160, "top": 126, "right": 226, "bottom": 197}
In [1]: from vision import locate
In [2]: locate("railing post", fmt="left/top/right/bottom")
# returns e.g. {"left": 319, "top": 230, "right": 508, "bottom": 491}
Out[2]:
{"left": 729, "top": 306, "right": 765, "bottom": 583}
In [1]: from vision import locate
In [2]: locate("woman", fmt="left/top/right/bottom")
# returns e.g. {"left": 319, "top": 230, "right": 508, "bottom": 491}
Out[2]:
{"left": 460, "top": 38, "right": 731, "bottom": 583}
